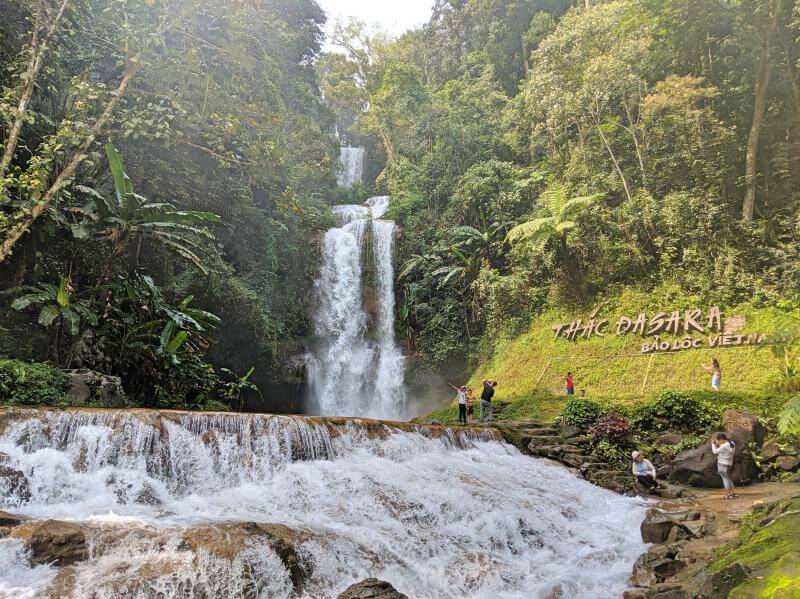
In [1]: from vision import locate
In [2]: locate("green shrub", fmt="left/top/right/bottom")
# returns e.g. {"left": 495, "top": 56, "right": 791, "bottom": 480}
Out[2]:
{"left": 557, "top": 398, "right": 605, "bottom": 428}
{"left": 201, "top": 399, "right": 231, "bottom": 412}
{"left": 631, "top": 391, "right": 718, "bottom": 433}
{"left": 592, "top": 439, "right": 629, "bottom": 464}
{"left": 0, "top": 359, "right": 71, "bottom": 406}
{"left": 777, "top": 396, "right": 800, "bottom": 436}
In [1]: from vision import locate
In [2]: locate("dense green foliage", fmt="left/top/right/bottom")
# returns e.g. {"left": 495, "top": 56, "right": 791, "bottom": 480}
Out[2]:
{"left": 629, "top": 391, "right": 718, "bottom": 433}
{"left": 0, "top": 0, "right": 337, "bottom": 408}
{"left": 0, "top": 359, "right": 70, "bottom": 405}
{"left": 328, "top": 0, "right": 800, "bottom": 396}
{"left": 557, "top": 398, "right": 605, "bottom": 428}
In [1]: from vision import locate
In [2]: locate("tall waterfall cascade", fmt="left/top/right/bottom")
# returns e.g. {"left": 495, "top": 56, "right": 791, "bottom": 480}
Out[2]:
{"left": 307, "top": 196, "right": 407, "bottom": 419}
{"left": 0, "top": 408, "right": 647, "bottom": 598}
{"left": 336, "top": 146, "right": 365, "bottom": 188}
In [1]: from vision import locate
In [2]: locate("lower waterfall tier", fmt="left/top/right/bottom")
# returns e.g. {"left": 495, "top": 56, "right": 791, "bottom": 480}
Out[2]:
{"left": 0, "top": 408, "right": 646, "bottom": 598}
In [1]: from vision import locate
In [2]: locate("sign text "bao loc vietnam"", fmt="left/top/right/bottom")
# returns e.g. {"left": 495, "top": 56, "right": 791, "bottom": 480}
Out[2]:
{"left": 552, "top": 307, "right": 766, "bottom": 354}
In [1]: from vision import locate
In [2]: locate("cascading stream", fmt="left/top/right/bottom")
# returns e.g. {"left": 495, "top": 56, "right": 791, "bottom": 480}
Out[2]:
{"left": 307, "top": 196, "right": 406, "bottom": 419}
{"left": 336, "top": 147, "right": 365, "bottom": 188}
{"left": 0, "top": 408, "right": 647, "bottom": 599}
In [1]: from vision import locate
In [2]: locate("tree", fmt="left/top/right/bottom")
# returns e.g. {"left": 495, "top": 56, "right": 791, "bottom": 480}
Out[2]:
{"left": 506, "top": 183, "right": 600, "bottom": 285}
{"left": 76, "top": 145, "right": 219, "bottom": 274}
{"left": 742, "top": 0, "right": 780, "bottom": 220}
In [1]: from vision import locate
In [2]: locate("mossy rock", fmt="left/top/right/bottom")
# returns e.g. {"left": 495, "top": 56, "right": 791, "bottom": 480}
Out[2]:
{"left": 729, "top": 551, "right": 800, "bottom": 598}
{"left": 706, "top": 497, "right": 800, "bottom": 597}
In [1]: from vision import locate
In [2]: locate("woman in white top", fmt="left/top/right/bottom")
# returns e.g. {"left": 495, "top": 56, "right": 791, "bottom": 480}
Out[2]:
{"left": 711, "top": 432, "right": 736, "bottom": 499}
{"left": 631, "top": 451, "right": 657, "bottom": 490}
{"left": 449, "top": 383, "right": 469, "bottom": 424}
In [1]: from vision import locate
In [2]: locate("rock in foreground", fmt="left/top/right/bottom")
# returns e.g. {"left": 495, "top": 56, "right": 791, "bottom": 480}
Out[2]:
{"left": 338, "top": 578, "right": 409, "bottom": 599}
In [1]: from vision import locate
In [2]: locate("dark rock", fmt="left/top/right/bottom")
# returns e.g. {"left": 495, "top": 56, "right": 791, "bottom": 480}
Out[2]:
{"left": 64, "top": 369, "right": 129, "bottom": 408}
{"left": 559, "top": 423, "right": 582, "bottom": 439}
{"left": 655, "top": 431, "right": 686, "bottom": 446}
{"left": 640, "top": 509, "right": 701, "bottom": 543}
{"left": 26, "top": 520, "right": 89, "bottom": 566}
{"left": 623, "top": 589, "right": 650, "bottom": 599}
{"left": 560, "top": 454, "right": 595, "bottom": 468}
{"left": 697, "top": 562, "right": 751, "bottom": 598}
{"left": 528, "top": 435, "right": 561, "bottom": 444}
{"left": 721, "top": 409, "right": 766, "bottom": 446}
{"left": 522, "top": 427, "right": 557, "bottom": 436}
{"left": 579, "top": 462, "right": 607, "bottom": 476}
{"left": 651, "top": 587, "right": 685, "bottom": 599}
{"left": 650, "top": 483, "right": 683, "bottom": 499}
{"left": 0, "top": 511, "right": 23, "bottom": 527}
{"left": 0, "top": 464, "right": 31, "bottom": 503}
{"left": 258, "top": 523, "right": 311, "bottom": 591}
{"left": 760, "top": 441, "right": 783, "bottom": 463}
{"left": 669, "top": 440, "right": 757, "bottom": 487}
{"left": 338, "top": 578, "right": 408, "bottom": 599}
{"left": 651, "top": 557, "right": 686, "bottom": 579}
{"left": 775, "top": 455, "right": 800, "bottom": 472}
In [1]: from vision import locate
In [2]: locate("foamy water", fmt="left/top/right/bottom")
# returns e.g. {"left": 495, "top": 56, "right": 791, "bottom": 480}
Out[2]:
{"left": 0, "top": 410, "right": 647, "bottom": 598}
{"left": 307, "top": 196, "right": 406, "bottom": 419}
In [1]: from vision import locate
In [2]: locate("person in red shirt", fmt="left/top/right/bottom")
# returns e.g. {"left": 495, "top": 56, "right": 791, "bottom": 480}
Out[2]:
{"left": 565, "top": 372, "right": 575, "bottom": 396}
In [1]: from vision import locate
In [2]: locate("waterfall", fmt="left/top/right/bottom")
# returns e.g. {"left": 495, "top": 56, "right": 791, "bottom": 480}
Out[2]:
{"left": 336, "top": 147, "right": 365, "bottom": 188}
{"left": 307, "top": 196, "right": 406, "bottom": 419}
{"left": 0, "top": 408, "right": 647, "bottom": 598}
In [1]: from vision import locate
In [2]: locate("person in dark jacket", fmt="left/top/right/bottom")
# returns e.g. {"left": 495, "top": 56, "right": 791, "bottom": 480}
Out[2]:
{"left": 480, "top": 379, "right": 497, "bottom": 422}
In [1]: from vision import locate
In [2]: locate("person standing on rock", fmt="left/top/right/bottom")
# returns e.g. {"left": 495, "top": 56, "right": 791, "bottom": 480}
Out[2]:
{"left": 711, "top": 433, "right": 736, "bottom": 499}
{"left": 702, "top": 357, "right": 722, "bottom": 391}
{"left": 631, "top": 451, "right": 657, "bottom": 490}
{"left": 480, "top": 379, "right": 497, "bottom": 422}
{"left": 449, "top": 383, "right": 469, "bottom": 424}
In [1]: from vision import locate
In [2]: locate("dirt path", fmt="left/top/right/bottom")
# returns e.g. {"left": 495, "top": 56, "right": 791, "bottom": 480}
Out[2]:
{"left": 638, "top": 482, "right": 800, "bottom": 594}
{"left": 685, "top": 481, "right": 800, "bottom": 520}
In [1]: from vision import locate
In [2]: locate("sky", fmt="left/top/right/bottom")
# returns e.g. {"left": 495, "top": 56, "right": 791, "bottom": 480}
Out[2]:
{"left": 317, "top": 0, "right": 433, "bottom": 48}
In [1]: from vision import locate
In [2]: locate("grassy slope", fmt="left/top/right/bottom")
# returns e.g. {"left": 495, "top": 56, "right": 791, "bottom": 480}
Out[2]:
{"left": 421, "top": 287, "right": 794, "bottom": 424}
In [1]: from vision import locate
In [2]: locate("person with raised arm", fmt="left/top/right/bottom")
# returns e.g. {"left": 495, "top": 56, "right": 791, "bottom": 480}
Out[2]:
{"left": 449, "top": 382, "right": 469, "bottom": 424}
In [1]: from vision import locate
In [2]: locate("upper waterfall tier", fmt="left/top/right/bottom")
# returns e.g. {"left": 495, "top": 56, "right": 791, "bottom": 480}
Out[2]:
{"left": 336, "top": 146, "right": 366, "bottom": 188}
{"left": 307, "top": 196, "right": 406, "bottom": 419}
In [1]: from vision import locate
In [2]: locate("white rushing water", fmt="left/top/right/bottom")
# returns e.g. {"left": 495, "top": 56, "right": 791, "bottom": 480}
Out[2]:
{"left": 0, "top": 409, "right": 647, "bottom": 598}
{"left": 336, "top": 146, "right": 365, "bottom": 188}
{"left": 307, "top": 196, "right": 406, "bottom": 419}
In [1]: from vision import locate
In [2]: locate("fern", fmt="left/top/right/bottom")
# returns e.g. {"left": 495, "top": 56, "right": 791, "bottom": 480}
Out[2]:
{"left": 778, "top": 396, "right": 800, "bottom": 436}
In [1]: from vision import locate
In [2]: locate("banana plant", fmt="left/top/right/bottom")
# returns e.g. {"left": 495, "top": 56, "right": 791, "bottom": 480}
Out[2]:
{"left": 75, "top": 144, "right": 220, "bottom": 274}
{"left": 9, "top": 277, "right": 99, "bottom": 365}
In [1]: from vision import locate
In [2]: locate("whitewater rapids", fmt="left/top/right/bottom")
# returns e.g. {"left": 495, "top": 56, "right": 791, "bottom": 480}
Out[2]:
{"left": 0, "top": 409, "right": 647, "bottom": 598}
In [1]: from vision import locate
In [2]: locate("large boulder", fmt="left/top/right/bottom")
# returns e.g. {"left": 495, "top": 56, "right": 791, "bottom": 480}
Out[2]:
{"left": 721, "top": 410, "right": 766, "bottom": 446}
{"left": 25, "top": 520, "right": 89, "bottom": 566}
{"left": 669, "top": 439, "right": 757, "bottom": 488}
{"left": 338, "top": 579, "right": 408, "bottom": 599}
{"left": 64, "top": 369, "right": 128, "bottom": 408}
{"left": 640, "top": 508, "right": 702, "bottom": 544}
{"left": 182, "top": 522, "right": 311, "bottom": 591}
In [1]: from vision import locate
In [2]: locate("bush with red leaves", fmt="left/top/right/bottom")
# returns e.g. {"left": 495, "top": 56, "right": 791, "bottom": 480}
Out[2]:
{"left": 588, "top": 413, "right": 631, "bottom": 443}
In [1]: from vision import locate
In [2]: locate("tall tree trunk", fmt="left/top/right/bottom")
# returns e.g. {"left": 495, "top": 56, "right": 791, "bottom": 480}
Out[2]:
{"left": 743, "top": 0, "right": 778, "bottom": 221}
{"left": 0, "top": 59, "right": 140, "bottom": 262}
{"left": 0, "top": 0, "right": 71, "bottom": 187}
{"left": 590, "top": 103, "right": 633, "bottom": 203}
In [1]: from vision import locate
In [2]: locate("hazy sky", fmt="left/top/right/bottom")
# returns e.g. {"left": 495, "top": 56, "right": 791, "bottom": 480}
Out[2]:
{"left": 317, "top": 0, "right": 433, "bottom": 47}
